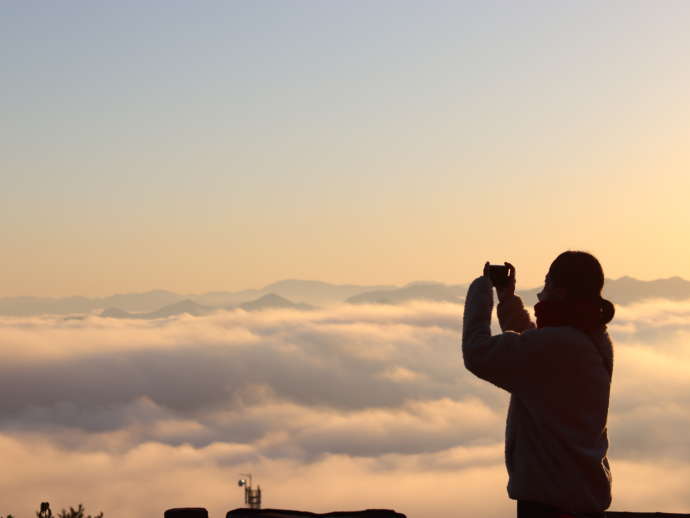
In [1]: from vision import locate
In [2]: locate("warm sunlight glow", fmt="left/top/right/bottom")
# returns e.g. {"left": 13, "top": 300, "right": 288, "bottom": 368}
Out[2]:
{"left": 2, "top": 2, "right": 690, "bottom": 517}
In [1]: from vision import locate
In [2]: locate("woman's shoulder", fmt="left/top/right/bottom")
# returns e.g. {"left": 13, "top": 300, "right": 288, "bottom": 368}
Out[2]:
{"left": 520, "top": 326, "right": 612, "bottom": 379}
{"left": 521, "top": 325, "right": 603, "bottom": 355}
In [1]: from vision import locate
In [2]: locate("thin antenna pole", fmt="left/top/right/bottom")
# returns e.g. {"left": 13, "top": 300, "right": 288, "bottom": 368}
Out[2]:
{"left": 237, "top": 473, "right": 262, "bottom": 509}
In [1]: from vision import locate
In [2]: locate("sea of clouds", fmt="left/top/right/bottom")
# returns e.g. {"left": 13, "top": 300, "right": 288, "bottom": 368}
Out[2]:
{"left": 1, "top": 299, "right": 689, "bottom": 518}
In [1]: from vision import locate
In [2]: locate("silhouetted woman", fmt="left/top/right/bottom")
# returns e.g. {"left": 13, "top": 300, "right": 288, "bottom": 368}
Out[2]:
{"left": 462, "top": 251, "right": 615, "bottom": 518}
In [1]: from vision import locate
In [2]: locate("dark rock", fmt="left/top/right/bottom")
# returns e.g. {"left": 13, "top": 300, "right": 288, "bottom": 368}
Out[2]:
{"left": 164, "top": 508, "right": 208, "bottom": 518}
{"left": 226, "top": 509, "right": 405, "bottom": 518}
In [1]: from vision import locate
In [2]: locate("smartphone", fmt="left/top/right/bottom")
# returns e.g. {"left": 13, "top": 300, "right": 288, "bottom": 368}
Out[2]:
{"left": 488, "top": 264, "right": 510, "bottom": 287}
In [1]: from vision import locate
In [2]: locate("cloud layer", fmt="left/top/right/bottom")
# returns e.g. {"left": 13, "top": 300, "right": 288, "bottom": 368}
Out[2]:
{"left": 1, "top": 301, "right": 689, "bottom": 517}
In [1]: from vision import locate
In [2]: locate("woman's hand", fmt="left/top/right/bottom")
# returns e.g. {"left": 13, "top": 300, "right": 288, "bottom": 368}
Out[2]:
{"left": 483, "top": 261, "right": 517, "bottom": 302}
{"left": 496, "top": 262, "right": 516, "bottom": 302}
{"left": 483, "top": 261, "right": 491, "bottom": 281}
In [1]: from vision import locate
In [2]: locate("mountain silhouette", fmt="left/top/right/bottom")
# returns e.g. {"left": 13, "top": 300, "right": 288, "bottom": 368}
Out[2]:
{"left": 237, "top": 293, "right": 313, "bottom": 312}
{"left": 0, "top": 290, "right": 184, "bottom": 316}
{"left": 606, "top": 275, "right": 690, "bottom": 304}
{"left": 100, "top": 300, "right": 214, "bottom": 319}
{"left": 99, "top": 294, "right": 312, "bottom": 319}
{"left": 100, "top": 307, "right": 133, "bottom": 319}
{"left": 0, "top": 281, "right": 389, "bottom": 315}
{"left": 346, "top": 282, "right": 466, "bottom": 304}
{"left": 4, "top": 276, "right": 690, "bottom": 316}
{"left": 258, "top": 279, "right": 396, "bottom": 306}
{"left": 517, "top": 275, "right": 690, "bottom": 307}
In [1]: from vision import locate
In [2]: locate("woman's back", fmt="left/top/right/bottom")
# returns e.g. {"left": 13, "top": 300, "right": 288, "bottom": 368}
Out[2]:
{"left": 499, "top": 306, "right": 613, "bottom": 512}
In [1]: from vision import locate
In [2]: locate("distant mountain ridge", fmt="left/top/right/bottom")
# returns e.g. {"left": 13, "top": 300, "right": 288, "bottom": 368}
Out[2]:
{"left": 517, "top": 275, "right": 690, "bottom": 307}
{"left": 100, "top": 299, "right": 215, "bottom": 320}
{"left": 99, "top": 293, "right": 315, "bottom": 320}
{"left": 0, "top": 280, "right": 392, "bottom": 316}
{"left": 238, "top": 293, "right": 313, "bottom": 312}
{"left": 0, "top": 290, "right": 183, "bottom": 316}
{"left": 1, "top": 276, "right": 689, "bottom": 316}
{"left": 347, "top": 282, "right": 465, "bottom": 305}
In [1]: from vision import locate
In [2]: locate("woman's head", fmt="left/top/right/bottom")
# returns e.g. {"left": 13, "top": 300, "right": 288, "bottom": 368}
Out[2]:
{"left": 538, "top": 250, "right": 615, "bottom": 324}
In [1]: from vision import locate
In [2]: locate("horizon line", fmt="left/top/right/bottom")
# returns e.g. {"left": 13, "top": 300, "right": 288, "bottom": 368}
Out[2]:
{"left": 1, "top": 274, "right": 689, "bottom": 300}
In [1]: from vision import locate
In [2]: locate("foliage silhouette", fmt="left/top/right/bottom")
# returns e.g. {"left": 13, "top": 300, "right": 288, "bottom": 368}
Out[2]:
{"left": 35, "top": 503, "right": 103, "bottom": 518}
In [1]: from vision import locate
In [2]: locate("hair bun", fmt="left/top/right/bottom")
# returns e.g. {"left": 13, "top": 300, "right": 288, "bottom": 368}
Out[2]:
{"left": 601, "top": 298, "right": 615, "bottom": 324}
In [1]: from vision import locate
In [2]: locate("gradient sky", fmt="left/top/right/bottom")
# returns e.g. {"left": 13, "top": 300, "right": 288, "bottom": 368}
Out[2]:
{"left": 3, "top": 1, "right": 690, "bottom": 297}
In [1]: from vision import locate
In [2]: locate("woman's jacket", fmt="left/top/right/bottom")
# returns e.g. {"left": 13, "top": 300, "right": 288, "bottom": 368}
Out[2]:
{"left": 462, "top": 276, "right": 613, "bottom": 512}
